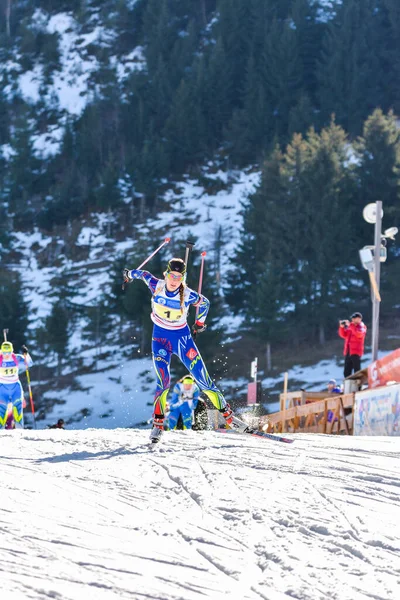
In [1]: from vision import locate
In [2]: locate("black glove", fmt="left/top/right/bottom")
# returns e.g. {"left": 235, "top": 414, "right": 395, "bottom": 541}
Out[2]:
{"left": 192, "top": 323, "right": 207, "bottom": 336}
{"left": 123, "top": 268, "right": 132, "bottom": 283}
{"left": 21, "top": 345, "right": 29, "bottom": 354}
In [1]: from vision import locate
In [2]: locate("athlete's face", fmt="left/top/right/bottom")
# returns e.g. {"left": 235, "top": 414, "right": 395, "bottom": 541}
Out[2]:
{"left": 165, "top": 271, "right": 183, "bottom": 292}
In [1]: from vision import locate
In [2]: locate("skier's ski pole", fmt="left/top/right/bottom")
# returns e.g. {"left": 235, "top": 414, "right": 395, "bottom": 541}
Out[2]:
{"left": 3, "top": 329, "right": 9, "bottom": 342}
{"left": 193, "top": 252, "right": 207, "bottom": 339}
{"left": 123, "top": 237, "right": 171, "bottom": 289}
{"left": 23, "top": 352, "right": 36, "bottom": 429}
{"left": 197, "top": 252, "right": 207, "bottom": 303}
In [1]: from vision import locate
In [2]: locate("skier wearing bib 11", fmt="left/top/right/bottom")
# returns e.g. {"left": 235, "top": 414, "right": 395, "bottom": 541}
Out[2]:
{"left": 123, "top": 258, "right": 248, "bottom": 443}
{"left": 0, "top": 342, "right": 32, "bottom": 429}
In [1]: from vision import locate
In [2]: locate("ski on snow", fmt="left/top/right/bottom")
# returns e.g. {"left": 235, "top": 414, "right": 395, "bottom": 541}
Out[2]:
{"left": 215, "top": 428, "right": 294, "bottom": 444}
{"left": 147, "top": 428, "right": 294, "bottom": 446}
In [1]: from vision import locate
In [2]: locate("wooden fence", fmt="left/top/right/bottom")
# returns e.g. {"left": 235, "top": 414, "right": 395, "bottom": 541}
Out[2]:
{"left": 260, "top": 393, "right": 354, "bottom": 435}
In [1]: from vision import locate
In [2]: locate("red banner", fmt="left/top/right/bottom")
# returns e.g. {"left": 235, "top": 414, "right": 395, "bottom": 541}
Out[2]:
{"left": 247, "top": 382, "right": 260, "bottom": 404}
{"left": 368, "top": 348, "right": 400, "bottom": 389}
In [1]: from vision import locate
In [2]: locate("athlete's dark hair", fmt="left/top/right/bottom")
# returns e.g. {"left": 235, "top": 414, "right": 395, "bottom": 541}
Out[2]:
{"left": 179, "top": 283, "right": 186, "bottom": 314}
{"left": 167, "top": 258, "right": 186, "bottom": 275}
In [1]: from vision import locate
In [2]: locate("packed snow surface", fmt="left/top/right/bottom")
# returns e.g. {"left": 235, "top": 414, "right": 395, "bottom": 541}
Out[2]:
{"left": 1, "top": 430, "right": 399, "bottom": 600}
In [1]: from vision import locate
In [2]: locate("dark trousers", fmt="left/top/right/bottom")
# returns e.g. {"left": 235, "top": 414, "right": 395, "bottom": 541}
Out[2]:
{"left": 344, "top": 354, "right": 361, "bottom": 378}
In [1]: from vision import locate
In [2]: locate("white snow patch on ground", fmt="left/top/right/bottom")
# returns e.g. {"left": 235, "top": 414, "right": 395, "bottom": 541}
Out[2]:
{"left": 111, "top": 46, "right": 146, "bottom": 81}
{"left": 0, "top": 143, "right": 17, "bottom": 160}
{"left": 46, "top": 13, "right": 101, "bottom": 115}
{"left": 76, "top": 226, "right": 102, "bottom": 246}
{"left": 314, "top": 0, "right": 342, "bottom": 22}
{"left": 32, "top": 125, "right": 65, "bottom": 158}
{"left": 1, "top": 430, "right": 399, "bottom": 600}
{"left": 13, "top": 230, "right": 54, "bottom": 322}
{"left": 3, "top": 8, "right": 119, "bottom": 118}
{"left": 18, "top": 64, "right": 43, "bottom": 104}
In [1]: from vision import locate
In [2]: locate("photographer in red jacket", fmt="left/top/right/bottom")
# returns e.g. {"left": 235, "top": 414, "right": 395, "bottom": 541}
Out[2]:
{"left": 338, "top": 312, "right": 367, "bottom": 377}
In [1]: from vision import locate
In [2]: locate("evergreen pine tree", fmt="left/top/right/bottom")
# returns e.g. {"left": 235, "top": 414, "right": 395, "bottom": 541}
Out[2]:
{"left": 7, "top": 110, "right": 42, "bottom": 216}
{"left": 201, "top": 37, "right": 233, "bottom": 145}
{"left": 227, "top": 120, "right": 358, "bottom": 346}
{"left": 290, "top": 0, "right": 325, "bottom": 102}
{"left": 224, "top": 53, "right": 270, "bottom": 164}
{"left": 354, "top": 109, "right": 400, "bottom": 231}
{"left": 383, "top": 0, "right": 400, "bottom": 114}
{"left": 142, "top": 0, "right": 176, "bottom": 75}
{"left": 45, "top": 303, "right": 69, "bottom": 378}
{"left": 317, "top": 0, "right": 388, "bottom": 135}
{"left": 261, "top": 17, "right": 303, "bottom": 140}
{"left": 0, "top": 268, "right": 29, "bottom": 349}
{"left": 288, "top": 93, "right": 315, "bottom": 138}
{"left": 354, "top": 108, "right": 400, "bottom": 218}
{"left": 216, "top": 0, "right": 253, "bottom": 107}
{"left": 0, "top": 88, "right": 9, "bottom": 144}
{"left": 354, "top": 109, "right": 400, "bottom": 323}
{"left": 292, "top": 122, "right": 358, "bottom": 342}
{"left": 163, "top": 77, "right": 204, "bottom": 172}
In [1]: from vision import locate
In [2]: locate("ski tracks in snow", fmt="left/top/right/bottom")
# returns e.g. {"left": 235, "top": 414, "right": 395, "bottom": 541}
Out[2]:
{"left": 0, "top": 430, "right": 399, "bottom": 600}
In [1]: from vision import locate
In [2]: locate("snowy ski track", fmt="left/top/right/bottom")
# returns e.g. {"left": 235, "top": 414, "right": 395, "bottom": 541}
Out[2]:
{"left": 1, "top": 430, "right": 399, "bottom": 600}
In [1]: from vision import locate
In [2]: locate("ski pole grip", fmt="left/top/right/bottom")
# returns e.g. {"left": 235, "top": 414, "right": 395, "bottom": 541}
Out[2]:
{"left": 184, "top": 240, "right": 195, "bottom": 266}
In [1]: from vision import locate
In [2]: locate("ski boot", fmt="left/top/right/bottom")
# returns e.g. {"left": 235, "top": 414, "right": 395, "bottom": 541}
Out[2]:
{"left": 149, "top": 416, "right": 164, "bottom": 444}
{"left": 220, "top": 404, "right": 250, "bottom": 433}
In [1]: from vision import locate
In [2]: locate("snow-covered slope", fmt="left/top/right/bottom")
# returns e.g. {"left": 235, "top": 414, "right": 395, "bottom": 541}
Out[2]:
{"left": 1, "top": 429, "right": 399, "bottom": 600}
{"left": 12, "top": 167, "right": 261, "bottom": 429}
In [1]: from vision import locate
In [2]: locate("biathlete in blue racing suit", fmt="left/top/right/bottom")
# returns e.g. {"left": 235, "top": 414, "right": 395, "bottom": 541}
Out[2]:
{"left": 123, "top": 257, "right": 248, "bottom": 442}
{"left": 167, "top": 375, "right": 200, "bottom": 430}
{"left": 0, "top": 341, "right": 32, "bottom": 429}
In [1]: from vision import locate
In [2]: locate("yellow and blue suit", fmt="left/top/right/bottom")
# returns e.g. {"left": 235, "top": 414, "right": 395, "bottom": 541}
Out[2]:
{"left": 0, "top": 353, "right": 32, "bottom": 429}
{"left": 128, "top": 269, "right": 227, "bottom": 422}
{"left": 167, "top": 382, "right": 200, "bottom": 430}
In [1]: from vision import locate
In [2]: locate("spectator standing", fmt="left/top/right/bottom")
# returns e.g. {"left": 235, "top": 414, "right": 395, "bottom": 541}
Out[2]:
{"left": 338, "top": 312, "right": 367, "bottom": 378}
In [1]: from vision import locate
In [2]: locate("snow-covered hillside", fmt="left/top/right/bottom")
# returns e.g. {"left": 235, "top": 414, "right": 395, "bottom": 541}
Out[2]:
{"left": 12, "top": 167, "right": 260, "bottom": 429}
{"left": 2, "top": 1, "right": 397, "bottom": 430}
{"left": 1, "top": 429, "right": 399, "bottom": 600}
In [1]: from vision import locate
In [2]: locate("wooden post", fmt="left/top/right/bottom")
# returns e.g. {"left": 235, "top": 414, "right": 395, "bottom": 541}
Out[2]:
{"left": 281, "top": 372, "right": 288, "bottom": 433}
{"left": 335, "top": 397, "right": 341, "bottom": 434}
{"left": 368, "top": 271, "right": 381, "bottom": 302}
{"left": 281, "top": 372, "right": 288, "bottom": 410}
{"left": 340, "top": 397, "right": 350, "bottom": 435}
{"left": 266, "top": 342, "right": 271, "bottom": 371}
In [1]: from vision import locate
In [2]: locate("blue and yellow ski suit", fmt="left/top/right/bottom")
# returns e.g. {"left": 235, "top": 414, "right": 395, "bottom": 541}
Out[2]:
{"left": 0, "top": 352, "right": 32, "bottom": 429}
{"left": 167, "top": 381, "right": 201, "bottom": 430}
{"left": 128, "top": 270, "right": 227, "bottom": 420}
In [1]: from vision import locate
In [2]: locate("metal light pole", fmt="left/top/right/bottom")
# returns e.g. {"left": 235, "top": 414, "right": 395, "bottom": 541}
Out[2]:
{"left": 361, "top": 203, "right": 398, "bottom": 363}
{"left": 372, "top": 201, "right": 382, "bottom": 362}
